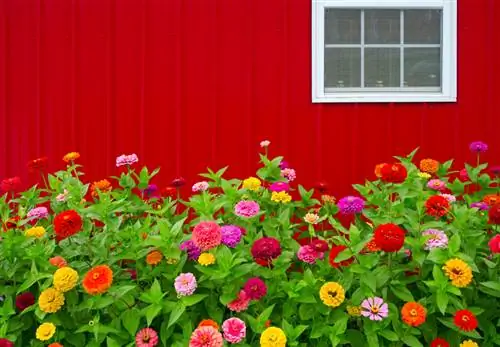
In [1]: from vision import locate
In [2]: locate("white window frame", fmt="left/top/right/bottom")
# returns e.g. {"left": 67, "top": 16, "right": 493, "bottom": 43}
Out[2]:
{"left": 312, "top": 0, "right": 457, "bottom": 103}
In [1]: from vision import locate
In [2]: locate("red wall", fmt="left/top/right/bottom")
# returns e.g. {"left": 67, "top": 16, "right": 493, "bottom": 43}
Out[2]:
{"left": 1, "top": 0, "right": 499, "bottom": 197}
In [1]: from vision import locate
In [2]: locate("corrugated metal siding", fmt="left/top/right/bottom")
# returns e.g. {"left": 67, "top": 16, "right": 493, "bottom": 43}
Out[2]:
{"left": 0, "top": 0, "right": 499, "bottom": 196}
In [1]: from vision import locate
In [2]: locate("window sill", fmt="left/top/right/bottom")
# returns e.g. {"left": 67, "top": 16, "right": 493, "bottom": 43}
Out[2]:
{"left": 312, "top": 93, "right": 457, "bottom": 103}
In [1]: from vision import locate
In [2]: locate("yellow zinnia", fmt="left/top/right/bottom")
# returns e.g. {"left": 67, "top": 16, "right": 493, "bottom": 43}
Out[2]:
{"left": 347, "top": 305, "right": 361, "bottom": 317}
{"left": 198, "top": 253, "right": 216, "bottom": 266}
{"left": 417, "top": 172, "right": 431, "bottom": 179}
{"left": 460, "top": 340, "right": 479, "bottom": 347}
{"left": 62, "top": 152, "right": 80, "bottom": 162}
{"left": 36, "top": 322, "right": 56, "bottom": 341}
{"left": 38, "top": 288, "right": 65, "bottom": 313}
{"left": 443, "top": 258, "right": 473, "bottom": 288}
{"left": 320, "top": 282, "right": 345, "bottom": 308}
{"left": 25, "top": 226, "right": 46, "bottom": 238}
{"left": 242, "top": 177, "right": 261, "bottom": 191}
{"left": 271, "top": 191, "right": 292, "bottom": 204}
{"left": 53, "top": 267, "right": 79, "bottom": 292}
{"left": 260, "top": 327, "right": 287, "bottom": 347}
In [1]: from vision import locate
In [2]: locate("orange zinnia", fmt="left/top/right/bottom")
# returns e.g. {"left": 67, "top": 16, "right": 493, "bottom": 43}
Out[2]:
{"left": 49, "top": 256, "right": 67, "bottom": 268}
{"left": 48, "top": 343, "right": 64, "bottom": 347}
{"left": 401, "top": 302, "right": 426, "bottom": 327}
{"left": 374, "top": 163, "right": 387, "bottom": 178}
{"left": 483, "top": 194, "right": 500, "bottom": 206}
{"left": 90, "top": 179, "right": 112, "bottom": 198}
{"left": 82, "top": 265, "right": 113, "bottom": 295}
{"left": 146, "top": 250, "right": 163, "bottom": 266}
{"left": 63, "top": 152, "right": 80, "bottom": 163}
{"left": 420, "top": 159, "right": 439, "bottom": 174}
{"left": 198, "top": 319, "right": 219, "bottom": 330}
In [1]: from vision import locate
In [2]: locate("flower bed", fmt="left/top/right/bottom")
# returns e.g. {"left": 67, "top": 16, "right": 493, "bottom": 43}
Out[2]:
{"left": 0, "top": 142, "right": 499, "bottom": 347}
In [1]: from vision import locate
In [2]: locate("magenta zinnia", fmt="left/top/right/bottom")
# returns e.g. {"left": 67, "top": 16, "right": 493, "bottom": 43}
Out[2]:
{"left": 222, "top": 317, "right": 246, "bottom": 344}
{"left": 135, "top": 328, "right": 159, "bottom": 347}
{"left": 243, "top": 277, "right": 267, "bottom": 300}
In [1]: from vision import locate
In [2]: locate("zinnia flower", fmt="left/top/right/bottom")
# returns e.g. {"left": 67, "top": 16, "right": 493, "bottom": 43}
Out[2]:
{"left": 417, "top": 172, "right": 431, "bottom": 179}
{"left": 337, "top": 196, "right": 365, "bottom": 215}
{"left": 427, "top": 179, "right": 446, "bottom": 191}
{"left": 38, "top": 288, "right": 65, "bottom": 313}
{"left": 270, "top": 191, "right": 292, "bottom": 203}
{"left": 180, "top": 240, "right": 202, "bottom": 260}
{"left": 319, "top": 282, "right": 345, "bottom": 308}
{"left": 454, "top": 310, "right": 478, "bottom": 332}
{"left": 279, "top": 161, "right": 289, "bottom": 169}
{"left": 56, "top": 189, "right": 69, "bottom": 202}
{"left": 401, "top": 302, "right": 426, "bottom": 327}
{"left": 469, "top": 141, "right": 488, "bottom": 153}
{"left": 63, "top": 152, "right": 80, "bottom": 162}
{"left": 198, "top": 253, "right": 216, "bottom": 266}
{"left": 28, "top": 157, "right": 49, "bottom": 173}
{"left": 303, "top": 213, "right": 320, "bottom": 224}
{"left": 329, "top": 245, "right": 354, "bottom": 268}
{"left": 0, "top": 339, "right": 14, "bottom": 347}
{"left": 260, "top": 327, "right": 286, "bottom": 347}
{"left": 460, "top": 340, "right": 479, "bottom": 347}
{"left": 297, "top": 245, "right": 323, "bottom": 264}
{"left": 220, "top": 225, "right": 243, "bottom": 248}
{"left": 260, "top": 140, "right": 270, "bottom": 147}
{"left": 174, "top": 273, "right": 197, "bottom": 296}
{"left": 53, "top": 267, "right": 79, "bottom": 292}
{"left": 310, "top": 239, "right": 329, "bottom": 252}
{"left": 27, "top": 206, "right": 49, "bottom": 219}
{"left": 116, "top": 153, "right": 138, "bottom": 167}
{"left": 280, "top": 168, "right": 296, "bottom": 182}
{"left": 439, "top": 193, "right": 456, "bottom": 203}
{"left": 49, "top": 256, "right": 67, "bottom": 268}
{"left": 483, "top": 194, "right": 500, "bottom": 206}
{"left": 135, "top": 327, "right": 159, "bottom": 347}
{"left": 90, "top": 179, "right": 112, "bottom": 198}
{"left": 269, "top": 182, "right": 289, "bottom": 192}
{"left": 361, "top": 297, "right": 389, "bottom": 321}
{"left": 242, "top": 177, "right": 261, "bottom": 191}
{"left": 227, "top": 290, "right": 250, "bottom": 312}
{"left": 82, "top": 265, "right": 113, "bottom": 295}
{"left": 222, "top": 318, "right": 246, "bottom": 344}
{"left": 380, "top": 163, "right": 407, "bottom": 183}
{"left": 471, "top": 202, "right": 489, "bottom": 211}
{"left": 146, "top": 250, "right": 163, "bottom": 265}
{"left": 15, "top": 292, "right": 35, "bottom": 312}
{"left": 488, "top": 204, "right": 500, "bottom": 224}
{"left": 425, "top": 196, "right": 450, "bottom": 218}
{"left": 430, "top": 338, "right": 449, "bottom": 347}
{"left": 198, "top": 319, "right": 219, "bottom": 330}
{"left": 490, "top": 166, "right": 500, "bottom": 176}
{"left": 48, "top": 343, "right": 63, "bottom": 347}
{"left": 373, "top": 223, "right": 405, "bottom": 252}
{"left": 443, "top": 258, "right": 473, "bottom": 287}
{"left": 420, "top": 159, "right": 439, "bottom": 174}
{"left": 192, "top": 221, "right": 222, "bottom": 251}
{"left": 171, "top": 177, "right": 186, "bottom": 188}
{"left": 243, "top": 277, "right": 267, "bottom": 300}
{"left": 321, "top": 194, "right": 335, "bottom": 204}
{"left": 192, "top": 181, "right": 209, "bottom": 192}
{"left": 25, "top": 226, "right": 46, "bottom": 238}
{"left": 488, "top": 234, "right": 500, "bottom": 253}
{"left": 189, "top": 326, "right": 223, "bottom": 347}
{"left": 36, "top": 322, "right": 56, "bottom": 341}
{"left": 347, "top": 305, "right": 362, "bottom": 317}
{"left": 53, "top": 210, "right": 83, "bottom": 242}
{"left": 251, "top": 237, "right": 282, "bottom": 264}
{"left": 234, "top": 200, "right": 260, "bottom": 218}
{"left": 0, "top": 176, "right": 21, "bottom": 193}
{"left": 422, "top": 229, "right": 448, "bottom": 250}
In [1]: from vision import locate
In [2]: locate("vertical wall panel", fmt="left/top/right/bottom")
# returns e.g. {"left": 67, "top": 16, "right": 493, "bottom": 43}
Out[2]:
{"left": 0, "top": 0, "right": 500, "bottom": 198}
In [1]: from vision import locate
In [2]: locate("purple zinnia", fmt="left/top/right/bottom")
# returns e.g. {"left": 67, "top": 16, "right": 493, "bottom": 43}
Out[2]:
{"left": 143, "top": 184, "right": 159, "bottom": 198}
{"left": 337, "top": 196, "right": 365, "bottom": 215}
{"left": 269, "top": 182, "right": 290, "bottom": 192}
{"left": 174, "top": 273, "right": 197, "bottom": 296}
{"left": 490, "top": 166, "right": 500, "bottom": 176}
{"left": 471, "top": 202, "right": 489, "bottom": 211}
{"left": 422, "top": 229, "right": 449, "bottom": 250}
{"left": 361, "top": 297, "right": 389, "bottom": 321}
{"left": 243, "top": 277, "right": 267, "bottom": 300}
{"left": 234, "top": 200, "right": 260, "bottom": 218}
{"left": 469, "top": 141, "right": 488, "bottom": 154}
{"left": 279, "top": 161, "right": 289, "bottom": 170}
{"left": 180, "top": 240, "right": 202, "bottom": 260}
{"left": 220, "top": 225, "right": 243, "bottom": 248}
{"left": 116, "top": 153, "right": 138, "bottom": 167}
{"left": 27, "top": 207, "right": 48, "bottom": 220}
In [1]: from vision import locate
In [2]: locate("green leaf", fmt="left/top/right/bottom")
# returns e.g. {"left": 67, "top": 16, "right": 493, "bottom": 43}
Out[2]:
{"left": 258, "top": 304, "right": 275, "bottom": 323}
{"left": 390, "top": 285, "right": 414, "bottom": 302}
{"left": 144, "top": 304, "right": 162, "bottom": 326}
{"left": 168, "top": 302, "right": 186, "bottom": 328}
{"left": 346, "top": 330, "right": 366, "bottom": 346}
{"left": 379, "top": 330, "right": 399, "bottom": 342}
{"left": 121, "top": 308, "right": 141, "bottom": 336}
{"left": 402, "top": 335, "right": 423, "bottom": 347}
{"left": 148, "top": 279, "right": 165, "bottom": 304}
{"left": 362, "top": 275, "right": 377, "bottom": 293}
{"left": 480, "top": 281, "right": 500, "bottom": 292}
{"left": 331, "top": 315, "right": 348, "bottom": 336}
{"left": 106, "top": 337, "right": 122, "bottom": 347}
{"left": 448, "top": 234, "right": 461, "bottom": 254}
{"left": 436, "top": 289, "right": 449, "bottom": 314}
{"left": 181, "top": 294, "right": 208, "bottom": 307}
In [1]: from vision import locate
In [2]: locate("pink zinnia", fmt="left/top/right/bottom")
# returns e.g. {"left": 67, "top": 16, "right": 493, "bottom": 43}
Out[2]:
{"left": 459, "top": 168, "right": 469, "bottom": 182}
{"left": 222, "top": 317, "right": 246, "bottom": 344}
{"left": 189, "top": 326, "right": 223, "bottom": 347}
{"left": 192, "top": 181, "right": 209, "bottom": 192}
{"left": 297, "top": 245, "right": 323, "bottom": 264}
{"left": 174, "top": 273, "right": 197, "bottom": 296}
{"left": 243, "top": 277, "right": 267, "bottom": 300}
{"left": 234, "top": 200, "right": 260, "bottom": 218}
{"left": 27, "top": 207, "right": 49, "bottom": 219}
{"left": 280, "top": 168, "right": 296, "bottom": 182}
{"left": 192, "top": 221, "right": 222, "bottom": 251}
{"left": 227, "top": 290, "right": 250, "bottom": 312}
{"left": 427, "top": 179, "right": 446, "bottom": 191}
{"left": 135, "top": 328, "right": 159, "bottom": 347}
{"left": 361, "top": 297, "right": 389, "bottom": 321}
{"left": 116, "top": 153, "right": 139, "bottom": 167}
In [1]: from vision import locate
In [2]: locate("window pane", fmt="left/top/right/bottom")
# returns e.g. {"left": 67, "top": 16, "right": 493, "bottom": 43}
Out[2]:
{"left": 364, "top": 48, "right": 400, "bottom": 88}
{"left": 365, "top": 10, "right": 400, "bottom": 44}
{"left": 325, "top": 9, "right": 361, "bottom": 44}
{"left": 404, "top": 10, "right": 441, "bottom": 44}
{"left": 325, "top": 48, "right": 361, "bottom": 88}
{"left": 404, "top": 48, "right": 441, "bottom": 87}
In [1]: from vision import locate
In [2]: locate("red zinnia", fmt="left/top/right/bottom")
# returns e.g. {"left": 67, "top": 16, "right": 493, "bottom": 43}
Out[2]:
{"left": 328, "top": 245, "right": 354, "bottom": 268}
{"left": 373, "top": 223, "right": 405, "bottom": 252}
{"left": 488, "top": 204, "right": 500, "bottom": 224}
{"left": 0, "top": 177, "right": 21, "bottom": 193}
{"left": 0, "top": 338, "right": 14, "bottom": 347}
{"left": 453, "top": 310, "right": 478, "bottom": 332}
{"left": 430, "top": 337, "right": 450, "bottom": 347}
{"left": 380, "top": 163, "right": 407, "bottom": 183}
{"left": 251, "top": 237, "right": 282, "bottom": 264}
{"left": 310, "top": 239, "right": 329, "bottom": 252}
{"left": 53, "top": 210, "right": 83, "bottom": 242}
{"left": 425, "top": 196, "right": 450, "bottom": 218}
{"left": 489, "top": 234, "right": 500, "bottom": 253}
{"left": 27, "top": 157, "right": 48, "bottom": 172}
{"left": 15, "top": 292, "right": 35, "bottom": 312}
{"left": 161, "top": 186, "right": 177, "bottom": 199}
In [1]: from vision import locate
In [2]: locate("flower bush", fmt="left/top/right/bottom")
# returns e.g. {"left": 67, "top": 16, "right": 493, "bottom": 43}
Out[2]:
{"left": 1, "top": 142, "right": 500, "bottom": 347}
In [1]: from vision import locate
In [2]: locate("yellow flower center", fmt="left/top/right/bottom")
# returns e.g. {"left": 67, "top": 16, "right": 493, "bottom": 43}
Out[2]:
{"left": 462, "top": 315, "right": 470, "bottom": 322}
{"left": 93, "top": 273, "right": 100, "bottom": 280}
{"left": 371, "top": 305, "right": 380, "bottom": 314}
{"left": 410, "top": 309, "right": 418, "bottom": 317}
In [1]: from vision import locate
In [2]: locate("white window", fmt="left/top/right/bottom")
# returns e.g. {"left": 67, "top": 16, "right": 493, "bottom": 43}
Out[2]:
{"left": 312, "top": 0, "right": 457, "bottom": 103}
